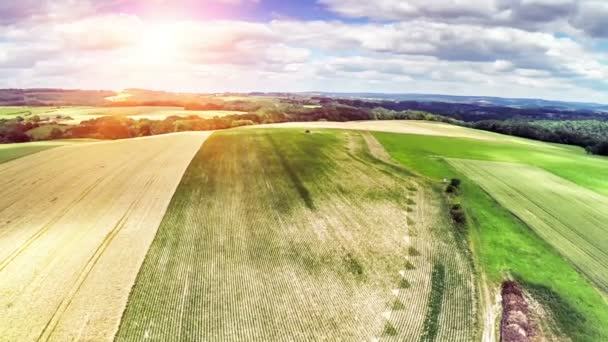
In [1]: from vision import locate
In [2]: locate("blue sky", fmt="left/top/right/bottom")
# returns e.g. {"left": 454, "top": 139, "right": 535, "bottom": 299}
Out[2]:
{"left": 0, "top": 0, "right": 607, "bottom": 103}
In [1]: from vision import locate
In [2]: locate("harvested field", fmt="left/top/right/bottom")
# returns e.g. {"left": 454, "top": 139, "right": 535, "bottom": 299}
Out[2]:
{"left": 448, "top": 159, "right": 608, "bottom": 291}
{"left": 0, "top": 106, "right": 244, "bottom": 124}
{"left": 0, "top": 132, "right": 210, "bottom": 341}
{"left": 117, "top": 128, "right": 476, "bottom": 341}
{"left": 250, "top": 120, "right": 520, "bottom": 141}
{"left": 0, "top": 139, "right": 93, "bottom": 164}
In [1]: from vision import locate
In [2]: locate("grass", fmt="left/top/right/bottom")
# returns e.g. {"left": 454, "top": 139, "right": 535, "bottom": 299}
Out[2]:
{"left": 448, "top": 159, "right": 608, "bottom": 291}
{"left": 374, "top": 130, "right": 608, "bottom": 341}
{"left": 116, "top": 128, "right": 441, "bottom": 340}
{"left": 25, "top": 124, "right": 70, "bottom": 140}
{"left": 420, "top": 262, "right": 446, "bottom": 342}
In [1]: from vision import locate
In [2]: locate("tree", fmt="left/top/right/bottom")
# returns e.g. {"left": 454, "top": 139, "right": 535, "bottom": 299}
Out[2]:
{"left": 48, "top": 128, "right": 63, "bottom": 140}
{"left": 450, "top": 178, "right": 461, "bottom": 188}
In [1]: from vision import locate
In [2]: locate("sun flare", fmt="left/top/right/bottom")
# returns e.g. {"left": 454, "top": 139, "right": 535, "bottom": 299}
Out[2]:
{"left": 136, "top": 24, "right": 182, "bottom": 65}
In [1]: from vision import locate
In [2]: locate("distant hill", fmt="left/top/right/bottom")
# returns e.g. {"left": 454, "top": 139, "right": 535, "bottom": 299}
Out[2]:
{"left": 307, "top": 92, "right": 608, "bottom": 113}
{"left": 0, "top": 89, "right": 116, "bottom": 106}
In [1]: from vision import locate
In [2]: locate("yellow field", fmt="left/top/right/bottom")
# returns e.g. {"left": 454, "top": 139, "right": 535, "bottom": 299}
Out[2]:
{"left": 250, "top": 120, "right": 515, "bottom": 141}
{"left": 0, "top": 132, "right": 211, "bottom": 341}
{"left": 0, "top": 106, "right": 245, "bottom": 124}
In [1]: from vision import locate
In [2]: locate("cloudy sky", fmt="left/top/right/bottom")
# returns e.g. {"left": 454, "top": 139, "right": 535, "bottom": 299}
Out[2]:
{"left": 1, "top": 0, "right": 607, "bottom": 102}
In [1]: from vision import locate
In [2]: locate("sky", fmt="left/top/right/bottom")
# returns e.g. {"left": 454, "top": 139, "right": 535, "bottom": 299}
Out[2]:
{"left": 1, "top": 0, "right": 608, "bottom": 103}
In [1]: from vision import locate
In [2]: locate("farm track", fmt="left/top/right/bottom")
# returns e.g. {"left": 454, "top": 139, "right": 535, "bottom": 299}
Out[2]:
{"left": 0, "top": 132, "right": 210, "bottom": 341}
{"left": 117, "top": 128, "right": 476, "bottom": 341}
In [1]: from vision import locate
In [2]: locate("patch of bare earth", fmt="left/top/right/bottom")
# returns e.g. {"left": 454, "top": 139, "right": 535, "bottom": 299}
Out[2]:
{"left": 501, "top": 281, "right": 535, "bottom": 342}
{"left": 0, "top": 132, "right": 210, "bottom": 341}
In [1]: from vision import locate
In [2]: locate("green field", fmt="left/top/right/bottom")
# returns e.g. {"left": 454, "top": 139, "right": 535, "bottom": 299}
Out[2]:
{"left": 448, "top": 159, "right": 608, "bottom": 291}
{"left": 116, "top": 128, "right": 476, "bottom": 341}
{"left": 374, "top": 132, "right": 608, "bottom": 341}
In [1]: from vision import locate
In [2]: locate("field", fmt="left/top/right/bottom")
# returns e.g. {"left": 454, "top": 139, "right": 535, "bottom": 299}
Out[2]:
{"left": 1, "top": 119, "right": 607, "bottom": 340}
{"left": 0, "top": 132, "right": 210, "bottom": 341}
{"left": 448, "top": 159, "right": 608, "bottom": 291}
{"left": 253, "top": 120, "right": 502, "bottom": 140}
{"left": 0, "top": 139, "right": 93, "bottom": 163}
{"left": 116, "top": 128, "right": 476, "bottom": 341}
{"left": 374, "top": 131, "right": 608, "bottom": 341}
{"left": 0, "top": 106, "right": 245, "bottom": 124}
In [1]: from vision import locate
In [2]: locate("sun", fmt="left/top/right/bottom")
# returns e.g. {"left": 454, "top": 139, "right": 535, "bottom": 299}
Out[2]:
{"left": 136, "top": 24, "right": 182, "bottom": 65}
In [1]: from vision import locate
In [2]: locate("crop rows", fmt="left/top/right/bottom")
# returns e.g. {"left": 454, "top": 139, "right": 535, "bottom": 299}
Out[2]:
{"left": 448, "top": 158, "right": 608, "bottom": 291}
{"left": 117, "top": 129, "right": 477, "bottom": 341}
{"left": 0, "top": 132, "right": 209, "bottom": 341}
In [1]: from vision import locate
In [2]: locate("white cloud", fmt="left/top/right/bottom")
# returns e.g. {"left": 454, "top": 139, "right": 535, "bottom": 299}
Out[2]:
{"left": 0, "top": 1, "right": 606, "bottom": 102}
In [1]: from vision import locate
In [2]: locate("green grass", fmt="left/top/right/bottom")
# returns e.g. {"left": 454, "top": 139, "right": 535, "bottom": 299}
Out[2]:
{"left": 374, "top": 132, "right": 608, "bottom": 195}
{"left": 117, "top": 128, "right": 446, "bottom": 340}
{"left": 420, "top": 262, "right": 446, "bottom": 342}
{"left": 448, "top": 159, "right": 608, "bottom": 291}
{"left": 374, "top": 131, "right": 608, "bottom": 341}
{"left": 25, "top": 124, "right": 70, "bottom": 140}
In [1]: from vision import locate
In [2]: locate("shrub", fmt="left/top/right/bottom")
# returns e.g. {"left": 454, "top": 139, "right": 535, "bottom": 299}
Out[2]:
{"left": 449, "top": 204, "right": 466, "bottom": 225}
{"left": 48, "top": 128, "right": 64, "bottom": 140}
{"left": 450, "top": 178, "right": 461, "bottom": 188}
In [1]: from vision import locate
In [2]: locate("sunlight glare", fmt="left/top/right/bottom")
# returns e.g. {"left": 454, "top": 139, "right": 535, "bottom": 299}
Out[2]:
{"left": 136, "top": 24, "right": 182, "bottom": 65}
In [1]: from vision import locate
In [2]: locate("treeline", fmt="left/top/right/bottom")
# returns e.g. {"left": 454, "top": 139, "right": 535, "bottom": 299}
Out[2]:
{"left": 0, "top": 116, "right": 43, "bottom": 143}
{"left": 332, "top": 98, "right": 606, "bottom": 122}
{"left": 68, "top": 114, "right": 264, "bottom": 140}
{"left": 0, "top": 101, "right": 458, "bottom": 142}
{"left": 470, "top": 120, "right": 608, "bottom": 156}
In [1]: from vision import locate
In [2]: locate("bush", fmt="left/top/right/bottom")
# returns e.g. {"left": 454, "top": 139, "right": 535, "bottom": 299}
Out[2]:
{"left": 48, "top": 128, "right": 64, "bottom": 140}
{"left": 449, "top": 204, "right": 466, "bottom": 225}
{"left": 450, "top": 178, "right": 461, "bottom": 188}
{"left": 445, "top": 184, "right": 457, "bottom": 194}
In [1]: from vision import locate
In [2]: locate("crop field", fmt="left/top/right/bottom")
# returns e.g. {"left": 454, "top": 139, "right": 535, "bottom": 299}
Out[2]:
{"left": 253, "top": 120, "right": 502, "bottom": 140}
{"left": 116, "top": 128, "right": 476, "bottom": 341}
{"left": 0, "top": 139, "right": 94, "bottom": 163}
{"left": 374, "top": 131, "right": 608, "bottom": 341}
{"left": 448, "top": 159, "right": 608, "bottom": 291}
{"left": 0, "top": 106, "right": 245, "bottom": 124}
{"left": 0, "top": 132, "right": 210, "bottom": 341}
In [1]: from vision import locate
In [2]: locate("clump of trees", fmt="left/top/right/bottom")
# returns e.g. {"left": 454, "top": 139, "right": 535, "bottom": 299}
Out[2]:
{"left": 67, "top": 113, "right": 265, "bottom": 140}
{"left": 0, "top": 116, "right": 41, "bottom": 143}
{"left": 449, "top": 204, "right": 466, "bottom": 225}
{"left": 444, "top": 178, "right": 466, "bottom": 226}
{"left": 445, "top": 178, "right": 461, "bottom": 194}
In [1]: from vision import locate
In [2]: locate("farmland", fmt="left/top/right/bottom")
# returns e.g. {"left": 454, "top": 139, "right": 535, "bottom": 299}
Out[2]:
{"left": 0, "top": 106, "right": 245, "bottom": 124}
{"left": 448, "top": 159, "right": 608, "bottom": 291}
{"left": 0, "top": 118, "right": 607, "bottom": 340}
{"left": 374, "top": 131, "right": 608, "bottom": 341}
{"left": 116, "top": 128, "right": 476, "bottom": 341}
{"left": 0, "top": 132, "right": 209, "bottom": 341}
{"left": 0, "top": 139, "right": 92, "bottom": 163}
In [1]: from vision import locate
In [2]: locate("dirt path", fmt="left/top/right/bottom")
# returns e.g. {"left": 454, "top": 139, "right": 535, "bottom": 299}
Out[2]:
{"left": 361, "top": 131, "right": 397, "bottom": 165}
{"left": 0, "top": 132, "right": 210, "bottom": 341}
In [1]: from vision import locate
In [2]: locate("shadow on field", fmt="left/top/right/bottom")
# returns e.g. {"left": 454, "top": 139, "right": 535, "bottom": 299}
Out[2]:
{"left": 516, "top": 275, "right": 593, "bottom": 341}
{"left": 265, "top": 133, "right": 315, "bottom": 210}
